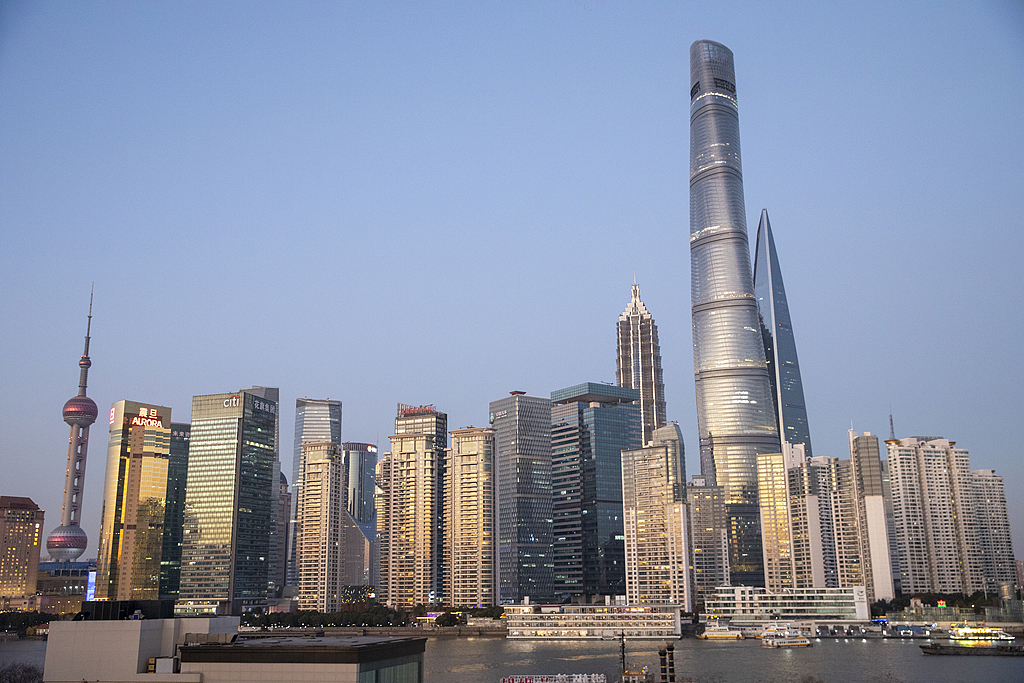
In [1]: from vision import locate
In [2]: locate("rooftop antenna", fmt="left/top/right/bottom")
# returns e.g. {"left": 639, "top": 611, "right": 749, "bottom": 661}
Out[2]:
{"left": 889, "top": 407, "right": 895, "bottom": 440}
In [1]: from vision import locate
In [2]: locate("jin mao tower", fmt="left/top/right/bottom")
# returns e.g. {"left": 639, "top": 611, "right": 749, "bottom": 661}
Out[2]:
{"left": 617, "top": 282, "right": 667, "bottom": 446}
{"left": 47, "top": 292, "right": 99, "bottom": 563}
{"left": 689, "top": 41, "right": 778, "bottom": 585}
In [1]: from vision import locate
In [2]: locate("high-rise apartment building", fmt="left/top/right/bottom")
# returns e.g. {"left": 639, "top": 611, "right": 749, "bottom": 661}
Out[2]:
{"left": 550, "top": 383, "right": 641, "bottom": 599}
{"left": 689, "top": 40, "right": 778, "bottom": 587}
{"left": 177, "top": 388, "right": 279, "bottom": 615}
{"left": 686, "top": 476, "right": 729, "bottom": 605}
{"left": 272, "top": 472, "right": 290, "bottom": 597}
{"left": 616, "top": 283, "right": 667, "bottom": 446}
{"left": 753, "top": 210, "right": 812, "bottom": 456}
{"left": 95, "top": 401, "right": 172, "bottom": 601}
{"left": 159, "top": 423, "right": 189, "bottom": 600}
{"left": 886, "top": 437, "right": 983, "bottom": 594}
{"left": 288, "top": 398, "right": 341, "bottom": 587}
{"left": 376, "top": 404, "right": 447, "bottom": 607}
{"left": 971, "top": 469, "right": 1016, "bottom": 593}
{"left": 621, "top": 424, "right": 690, "bottom": 608}
{"left": 445, "top": 427, "right": 496, "bottom": 607}
{"left": 489, "top": 391, "right": 553, "bottom": 604}
{"left": 47, "top": 294, "right": 98, "bottom": 563}
{"left": 848, "top": 431, "right": 895, "bottom": 602}
{"left": 297, "top": 442, "right": 346, "bottom": 612}
{"left": 756, "top": 445, "right": 837, "bottom": 591}
{"left": 0, "top": 497, "right": 44, "bottom": 601}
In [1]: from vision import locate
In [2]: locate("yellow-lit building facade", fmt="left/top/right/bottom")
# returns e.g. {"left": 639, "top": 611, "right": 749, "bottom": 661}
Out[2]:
{"left": 444, "top": 427, "right": 495, "bottom": 607}
{"left": 0, "top": 497, "right": 44, "bottom": 606}
{"left": 95, "top": 401, "right": 171, "bottom": 601}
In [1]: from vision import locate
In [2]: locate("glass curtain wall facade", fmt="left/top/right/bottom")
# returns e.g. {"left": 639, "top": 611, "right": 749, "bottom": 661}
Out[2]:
{"left": 288, "top": 399, "right": 341, "bottom": 587}
{"left": 177, "top": 389, "right": 278, "bottom": 615}
{"left": 550, "top": 383, "right": 641, "bottom": 599}
{"left": 688, "top": 40, "right": 779, "bottom": 586}
{"left": 754, "top": 209, "right": 812, "bottom": 455}
{"left": 160, "top": 422, "right": 189, "bottom": 600}
{"left": 616, "top": 283, "right": 667, "bottom": 446}
{"left": 95, "top": 401, "right": 171, "bottom": 601}
{"left": 489, "top": 392, "right": 553, "bottom": 604}
{"left": 341, "top": 442, "right": 378, "bottom": 586}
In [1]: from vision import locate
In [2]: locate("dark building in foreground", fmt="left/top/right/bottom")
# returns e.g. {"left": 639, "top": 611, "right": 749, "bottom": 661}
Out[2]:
{"left": 489, "top": 391, "right": 554, "bottom": 604}
{"left": 160, "top": 423, "right": 190, "bottom": 600}
{"left": 688, "top": 40, "right": 779, "bottom": 586}
{"left": 550, "top": 383, "right": 640, "bottom": 599}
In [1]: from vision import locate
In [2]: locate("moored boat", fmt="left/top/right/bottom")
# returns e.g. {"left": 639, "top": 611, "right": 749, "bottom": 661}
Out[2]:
{"left": 947, "top": 622, "right": 1015, "bottom": 641}
{"left": 697, "top": 620, "right": 744, "bottom": 640}
{"left": 921, "top": 642, "right": 1024, "bottom": 656}
{"left": 761, "top": 625, "right": 811, "bottom": 648}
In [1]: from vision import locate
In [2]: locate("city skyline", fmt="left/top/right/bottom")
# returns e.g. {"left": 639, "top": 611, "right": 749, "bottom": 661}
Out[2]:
{"left": 2, "top": 2, "right": 1022, "bottom": 558}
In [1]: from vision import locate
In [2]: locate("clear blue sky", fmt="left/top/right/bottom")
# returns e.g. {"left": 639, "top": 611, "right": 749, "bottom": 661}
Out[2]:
{"left": 2, "top": 2, "right": 1023, "bottom": 559}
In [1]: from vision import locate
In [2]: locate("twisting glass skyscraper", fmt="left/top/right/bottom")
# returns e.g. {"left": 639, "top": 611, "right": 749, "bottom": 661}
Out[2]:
{"left": 689, "top": 40, "right": 778, "bottom": 585}
{"left": 754, "top": 209, "right": 812, "bottom": 455}
{"left": 616, "top": 282, "right": 667, "bottom": 446}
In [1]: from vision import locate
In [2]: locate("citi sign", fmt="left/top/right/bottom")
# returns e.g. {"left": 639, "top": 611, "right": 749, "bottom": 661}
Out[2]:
{"left": 223, "top": 395, "right": 240, "bottom": 408}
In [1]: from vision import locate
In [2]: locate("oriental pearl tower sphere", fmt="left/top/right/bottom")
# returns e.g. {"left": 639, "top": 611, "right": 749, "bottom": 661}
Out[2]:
{"left": 46, "top": 291, "right": 98, "bottom": 562}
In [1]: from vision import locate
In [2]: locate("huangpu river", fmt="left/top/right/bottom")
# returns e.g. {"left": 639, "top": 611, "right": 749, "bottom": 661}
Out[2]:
{"left": 3, "top": 634, "right": 1021, "bottom": 682}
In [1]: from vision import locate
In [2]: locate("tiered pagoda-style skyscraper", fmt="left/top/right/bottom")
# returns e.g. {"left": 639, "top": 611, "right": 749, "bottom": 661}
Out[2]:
{"left": 754, "top": 209, "right": 813, "bottom": 455}
{"left": 616, "top": 281, "right": 667, "bottom": 446}
{"left": 46, "top": 292, "right": 98, "bottom": 563}
{"left": 689, "top": 40, "right": 779, "bottom": 586}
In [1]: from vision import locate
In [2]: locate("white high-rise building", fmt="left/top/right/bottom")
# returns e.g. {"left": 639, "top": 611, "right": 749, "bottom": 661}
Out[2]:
{"left": 886, "top": 437, "right": 983, "bottom": 594}
{"left": 444, "top": 428, "right": 496, "bottom": 607}
{"left": 621, "top": 424, "right": 690, "bottom": 609}
{"left": 848, "top": 431, "right": 895, "bottom": 602}
{"left": 686, "top": 476, "right": 729, "bottom": 605}
{"left": 971, "top": 469, "right": 1016, "bottom": 593}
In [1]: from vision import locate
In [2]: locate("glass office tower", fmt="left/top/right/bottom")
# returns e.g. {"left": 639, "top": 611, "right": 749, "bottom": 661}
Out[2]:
{"left": 177, "top": 389, "right": 278, "bottom": 615}
{"left": 95, "top": 401, "right": 171, "bottom": 601}
{"left": 689, "top": 40, "right": 779, "bottom": 586}
{"left": 489, "top": 392, "right": 553, "bottom": 604}
{"left": 616, "top": 282, "right": 668, "bottom": 446}
{"left": 160, "top": 422, "right": 189, "bottom": 600}
{"left": 550, "top": 383, "right": 641, "bottom": 599}
{"left": 754, "top": 209, "right": 813, "bottom": 455}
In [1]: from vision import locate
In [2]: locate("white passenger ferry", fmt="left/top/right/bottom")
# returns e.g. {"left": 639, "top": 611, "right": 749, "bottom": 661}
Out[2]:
{"left": 948, "top": 623, "right": 1015, "bottom": 641}
{"left": 760, "top": 625, "right": 811, "bottom": 648}
{"left": 697, "top": 620, "right": 744, "bottom": 640}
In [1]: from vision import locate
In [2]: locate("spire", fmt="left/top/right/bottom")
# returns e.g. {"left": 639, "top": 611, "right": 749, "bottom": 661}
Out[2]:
{"left": 78, "top": 285, "right": 93, "bottom": 397}
{"left": 889, "top": 409, "right": 895, "bottom": 441}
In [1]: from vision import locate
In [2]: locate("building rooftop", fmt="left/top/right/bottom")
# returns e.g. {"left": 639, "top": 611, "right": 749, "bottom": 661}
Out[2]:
{"left": 551, "top": 382, "right": 639, "bottom": 405}
{"left": 180, "top": 636, "right": 426, "bottom": 665}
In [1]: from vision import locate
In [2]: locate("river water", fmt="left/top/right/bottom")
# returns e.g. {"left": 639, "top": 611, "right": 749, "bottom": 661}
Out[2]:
{"left": 3, "top": 635, "right": 1020, "bottom": 682}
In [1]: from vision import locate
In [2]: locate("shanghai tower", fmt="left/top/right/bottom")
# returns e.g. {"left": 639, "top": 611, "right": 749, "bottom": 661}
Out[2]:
{"left": 689, "top": 40, "right": 778, "bottom": 585}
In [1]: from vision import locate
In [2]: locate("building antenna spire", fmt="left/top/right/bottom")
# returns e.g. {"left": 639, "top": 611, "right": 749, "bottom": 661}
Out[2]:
{"left": 889, "top": 406, "right": 895, "bottom": 441}
{"left": 78, "top": 284, "right": 94, "bottom": 396}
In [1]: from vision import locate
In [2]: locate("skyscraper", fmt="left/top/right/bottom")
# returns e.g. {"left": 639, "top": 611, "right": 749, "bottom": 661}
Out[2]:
{"left": 489, "top": 391, "right": 553, "bottom": 604}
{"left": 689, "top": 40, "right": 778, "bottom": 586}
{"left": 686, "top": 476, "right": 730, "bottom": 605}
{"left": 377, "top": 404, "right": 447, "bottom": 607}
{"left": 341, "top": 442, "right": 378, "bottom": 587}
{"left": 971, "top": 469, "right": 1016, "bottom": 593}
{"left": 621, "top": 423, "right": 690, "bottom": 608}
{"left": 0, "top": 497, "right": 44, "bottom": 602}
{"left": 47, "top": 293, "right": 98, "bottom": 563}
{"left": 754, "top": 209, "right": 813, "bottom": 455}
{"left": 616, "top": 282, "right": 667, "bottom": 446}
{"left": 177, "top": 388, "right": 279, "bottom": 615}
{"left": 160, "top": 423, "right": 189, "bottom": 601}
{"left": 288, "top": 398, "right": 342, "bottom": 587}
{"left": 95, "top": 401, "right": 171, "bottom": 601}
{"left": 550, "top": 383, "right": 641, "bottom": 599}
{"left": 848, "top": 431, "right": 895, "bottom": 602}
{"left": 445, "top": 427, "right": 496, "bottom": 607}
{"left": 297, "top": 442, "right": 346, "bottom": 612}
{"left": 886, "top": 437, "right": 982, "bottom": 594}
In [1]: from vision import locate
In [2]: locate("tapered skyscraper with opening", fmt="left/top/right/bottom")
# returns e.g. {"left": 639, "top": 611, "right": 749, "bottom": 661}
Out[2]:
{"left": 689, "top": 40, "right": 778, "bottom": 585}
{"left": 754, "top": 209, "right": 812, "bottom": 455}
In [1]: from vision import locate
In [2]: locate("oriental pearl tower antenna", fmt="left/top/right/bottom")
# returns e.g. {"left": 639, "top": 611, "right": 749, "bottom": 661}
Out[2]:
{"left": 46, "top": 288, "right": 99, "bottom": 563}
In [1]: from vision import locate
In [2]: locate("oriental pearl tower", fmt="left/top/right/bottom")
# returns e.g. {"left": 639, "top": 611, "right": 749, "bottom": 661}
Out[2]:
{"left": 46, "top": 291, "right": 98, "bottom": 562}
